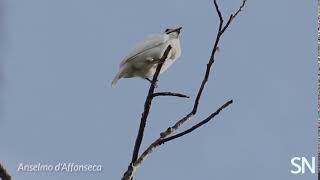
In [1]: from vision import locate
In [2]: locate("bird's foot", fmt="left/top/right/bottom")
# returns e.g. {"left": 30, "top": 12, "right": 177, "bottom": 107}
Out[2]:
{"left": 145, "top": 78, "right": 158, "bottom": 88}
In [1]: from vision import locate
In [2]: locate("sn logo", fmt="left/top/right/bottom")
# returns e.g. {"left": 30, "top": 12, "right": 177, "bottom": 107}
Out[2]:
{"left": 290, "top": 157, "right": 316, "bottom": 174}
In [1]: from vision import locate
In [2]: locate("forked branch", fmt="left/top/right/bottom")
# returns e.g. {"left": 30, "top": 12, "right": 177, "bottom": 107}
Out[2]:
{"left": 159, "top": 100, "right": 233, "bottom": 144}
{"left": 121, "top": 0, "right": 247, "bottom": 179}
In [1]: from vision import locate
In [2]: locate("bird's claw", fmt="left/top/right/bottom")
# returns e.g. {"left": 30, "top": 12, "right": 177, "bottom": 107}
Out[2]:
{"left": 145, "top": 78, "right": 158, "bottom": 88}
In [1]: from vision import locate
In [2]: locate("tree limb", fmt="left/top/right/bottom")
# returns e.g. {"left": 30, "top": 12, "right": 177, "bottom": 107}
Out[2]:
{"left": 121, "top": 0, "right": 246, "bottom": 179}
{"left": 0, "top": 163, "right": 11, "bottom": 180}
{"left": 159, "top": 100, "right": 233, "bottom": 144}
{"left": 124, "top": 45, "right": 172, "bottom": 180}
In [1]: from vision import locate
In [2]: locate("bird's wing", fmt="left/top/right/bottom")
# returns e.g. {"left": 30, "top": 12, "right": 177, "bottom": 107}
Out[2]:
{"left": 120, "top": 33, "right": 169, "bottom": 67}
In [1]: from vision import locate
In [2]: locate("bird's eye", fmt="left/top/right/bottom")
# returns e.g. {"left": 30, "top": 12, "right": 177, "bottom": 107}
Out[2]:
{"left": 165, "top": 29, "right": 170, "bottom": 32}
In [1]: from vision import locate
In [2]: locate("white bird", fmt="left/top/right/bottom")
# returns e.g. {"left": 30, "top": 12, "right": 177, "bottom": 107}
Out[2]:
{"left": 111, "top": 27, "right": 182, "bottom": 87}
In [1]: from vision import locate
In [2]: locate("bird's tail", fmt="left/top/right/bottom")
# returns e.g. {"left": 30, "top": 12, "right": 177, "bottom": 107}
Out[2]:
{"left": 111, "top": 71, "right": 122, "bottom": 87}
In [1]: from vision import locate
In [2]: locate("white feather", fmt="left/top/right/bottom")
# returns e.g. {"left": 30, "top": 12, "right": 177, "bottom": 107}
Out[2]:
{"left": 112, "top": 28, "right": 182, "bottom": 87}
{"left": 120, "top": 34, "right": 170, "bottom": 67}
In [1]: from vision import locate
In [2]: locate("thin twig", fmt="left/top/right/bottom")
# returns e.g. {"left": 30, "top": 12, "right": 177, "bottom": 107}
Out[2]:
{"left": 123, "top": 45, "right": 172, "bottom": 180}
{"left": 159, "top": 100, "right": 233, "bottom": 144}
{"left": 213, "top": 0, "right": 223, "bottom": 23}
{"left": 153, "top": 92, "right": 189, "bottom": 98}
{"left": 0, "top": 163, "right": 11, "bottom": 180}
{"left": 233, "top": 0, "right": 247, "bottom": 20}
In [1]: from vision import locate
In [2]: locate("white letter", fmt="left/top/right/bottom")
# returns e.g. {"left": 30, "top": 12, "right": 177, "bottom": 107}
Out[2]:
{"left": 61, "top": 163, "right": 67, "bottom": 171}
{"left": 97, "top": 165, "right": 102, "bottom": 172}
{"left": 17, "top": 163, "right": 24, "bottom": 171}
{"left": 290, "top": 157, "right": 301, "bottom": 174}
{"left": 302, "top": 157, "right": 315, "bottom": 174}
{"left": 55, "top": 163, "right": 60, "bottom": 171}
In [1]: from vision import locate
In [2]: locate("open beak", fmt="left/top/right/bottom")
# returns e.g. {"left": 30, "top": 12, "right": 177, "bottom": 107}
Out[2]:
{"left": 168, "top": 27, "right": 182, "bottom": 34}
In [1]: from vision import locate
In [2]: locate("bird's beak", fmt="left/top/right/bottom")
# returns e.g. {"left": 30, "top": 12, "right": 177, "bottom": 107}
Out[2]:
{"left": 168, "top": 27, "right": 182, "bottom": 34}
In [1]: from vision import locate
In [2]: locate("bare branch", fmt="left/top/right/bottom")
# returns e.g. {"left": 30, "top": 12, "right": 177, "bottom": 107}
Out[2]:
{"left": 233, "top": 0, "right": 247, "bottom": 20}
{"left": 213, "top": 0, "right": 223, "bottom": 24}
{"left": 153, "top": 92, "right": 189, "bottom": 98}
{"left": 124, "top": 45, "right": 172, "bottom": 180}
{"left": 0, "top": 163, "right": 11, "bottom": 180}
{"left": 221, "top": 0, "right": 247, "bottom": 34}
{"left": 121, "top": 0, "right": 246, "bottom": 179}
{"left": 191, "top": 0, "right": 228, "bottom": 115}
{"left": 220, "top": 15, "right": 233, "bottom": 35}
{"left": 121, "top": 113, "right": 194, "bottom": 180}
{"left": 159, "top": 100, "right": 233, "bottom": 144}
{"left": 131, "top": 100, "right": 233, "bottom": 175}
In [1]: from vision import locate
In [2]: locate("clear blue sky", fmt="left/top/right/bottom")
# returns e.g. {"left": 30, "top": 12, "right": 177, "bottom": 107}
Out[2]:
{"left": 1, "top": 0, "right": 317, "bottom": 179}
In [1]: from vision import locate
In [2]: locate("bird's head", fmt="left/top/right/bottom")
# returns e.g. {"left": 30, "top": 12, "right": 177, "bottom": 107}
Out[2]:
{"left": 165, "top": 27, "right": 182, "bottom": 38}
